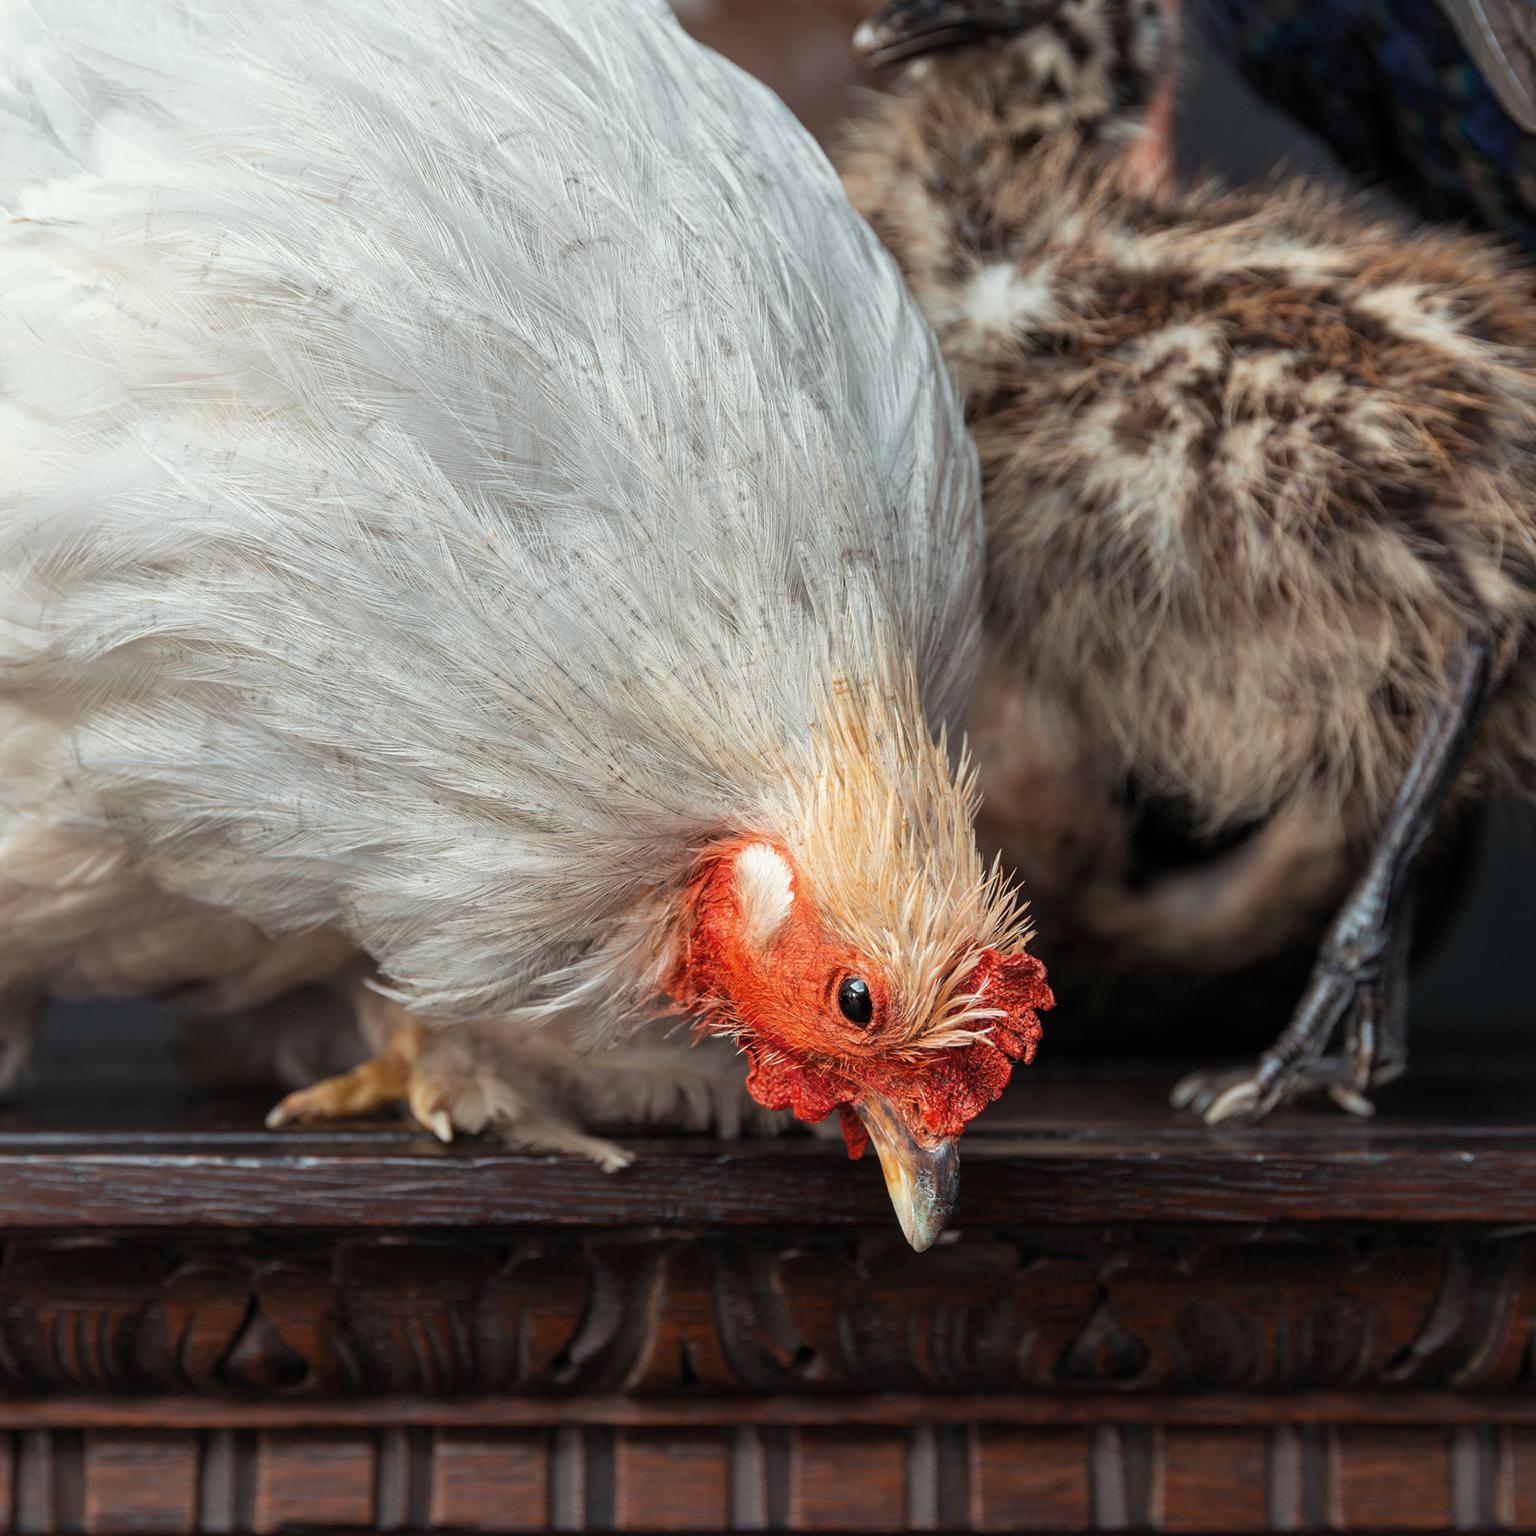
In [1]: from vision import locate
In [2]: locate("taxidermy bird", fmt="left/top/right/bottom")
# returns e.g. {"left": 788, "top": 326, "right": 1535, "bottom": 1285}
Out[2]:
{"left": 1198, "top": 0, "right": 1536, "bottom": 252}
{"left": 843, "top": 0, "right": 1536, "bottom": 1119}
{"left": 0, "top": 0, "right": 1053, "bottom": 1248}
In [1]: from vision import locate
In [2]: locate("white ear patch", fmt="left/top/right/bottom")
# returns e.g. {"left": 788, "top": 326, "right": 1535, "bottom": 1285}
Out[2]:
{"left": 733, "top": 844, "right": 794, "bottom": 950}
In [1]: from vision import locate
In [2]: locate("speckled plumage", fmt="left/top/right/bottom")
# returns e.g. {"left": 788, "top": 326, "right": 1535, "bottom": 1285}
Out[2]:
{"left": 842, "top": 0, "right": 1536, "bottom": 1049}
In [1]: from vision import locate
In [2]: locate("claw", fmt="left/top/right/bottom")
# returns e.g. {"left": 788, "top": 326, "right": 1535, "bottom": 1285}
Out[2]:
{"left": 1171, "top": 952, "right": 1405, "bottom": 1125}
{"left": 407, "top": 1082, "right": 457, "bottom": 1144}
{"left": 1168, "top": 1074, "right": 1200, "bottom": 1110}
{"left": 265, "top": 1097, "right": 299, "bottom": 1130}
{"left": 1204, "top": 1079, "right": 1263, "bottom": 1124}
{"left": 1329, "top": 1085, "right": 1376, "bottom": 1117}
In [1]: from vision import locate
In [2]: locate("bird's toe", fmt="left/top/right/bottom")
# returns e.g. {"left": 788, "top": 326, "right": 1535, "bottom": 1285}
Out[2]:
{"left": 1327, "top": 1083, "right": 1377, "bottom": 1117}
{"left": 1203, "top": 1077, "right": 1264, "bottom": 1124}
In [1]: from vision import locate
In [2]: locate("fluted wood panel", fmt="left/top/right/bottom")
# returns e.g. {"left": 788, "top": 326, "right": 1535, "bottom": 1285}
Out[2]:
{"left": 614, "top": 1429, "right": 730, "bottom": 1531}
{"left": 1157, "top": 1428, "right": 1270, "bottom": 1532}
{"left": 1506, "top": 1429, "right": 1536, "bottom": 1528}
{"left": 252, "top": 1432, "right": 375, "bottom": 1534}
{"left": 81, "top": 1432, "right": 197, "bottom": 1534}
{"left": 429, "top": 1432, "right": 548, "bottom": 1532}
{"left": 1328, "top": 1428, "right": 1453, "bottom": 1532}
{"left": 969, "top": 1427, "right": 1091, "bottom": 1532}
{"left": 791, "top": 1429, "right": 906, "bottom": 1531}
{"left": 0, "top": 1418, "right": 1515, "bottom": 1531}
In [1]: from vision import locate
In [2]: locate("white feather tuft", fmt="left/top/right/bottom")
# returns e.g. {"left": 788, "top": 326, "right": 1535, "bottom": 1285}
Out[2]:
{"left": 732, "top": 844, "right": 794, "bottom": 950}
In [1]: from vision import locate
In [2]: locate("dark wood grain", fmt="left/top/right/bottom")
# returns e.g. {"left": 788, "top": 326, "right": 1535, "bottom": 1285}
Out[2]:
{"left": 1157, "top": 1429, "right": 1270, "bottom": 1532}
{"left": 428, "top": 1432, "right": 548, "bottom": 1533}
{"left": 12, "top": 1391, "right": 1536, "bottom": 1429}
{"left": 5, "top": 1038, "right": 1536, "bottom": 1531}
{"left": 3, "top": 1047, "right": 1536, "bottom": 1229}
{"left": 967, "top": 1427, "right": 1091, "bottom": 1532}
{"left": 80, "top": 1431, "right": 198, "bottom": 1534}
{"left": 791, "top": 1430, "right": 907, "bottom": 1533}
{"left": 0, "top": 1409, "right": 1518, "bottom": 1532}
{"left": 1328, "top": 1428, "right": 1454, "bottom": 1531}
{"left": 0, "top": 1419, "right": 1523, "bottom": 1533}
{"left": 613, "top": 1430, "right": 730, "bottom": 1532}
{"left": 3, "top": 1227, "right": 1536, "bottom": 1400}
{"left": 1504, "top": 1428, "right": 1536, "bottom": 1527}
{"left": 3, "top": 1095, "right": 1536, "bottom": 1229}
{"left": 251, "top": 1431, "right": 375, "bottom": 1534}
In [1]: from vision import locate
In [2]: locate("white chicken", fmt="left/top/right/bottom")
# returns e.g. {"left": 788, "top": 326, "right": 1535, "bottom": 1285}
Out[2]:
{"left": 0, "top": 0, "right": 1051, "bottom": 1246}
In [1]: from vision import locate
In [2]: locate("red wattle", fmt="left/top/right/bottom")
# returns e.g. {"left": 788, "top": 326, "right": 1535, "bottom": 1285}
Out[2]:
{"left": 837, "top": 1104, "right": 869, "bottom": 1160}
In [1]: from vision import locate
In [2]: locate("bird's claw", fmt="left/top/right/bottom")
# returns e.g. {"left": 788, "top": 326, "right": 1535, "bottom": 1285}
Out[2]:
{"left": 593, "top": 1143, "right": 637, "bottom": 1174}
{"left": 1171, "top": 1050, "right": 1388, "bottom": 1124}
{"left": 264, "top": 1094, "right": 305, "bottom": 1130}
{"left": 1170, "top": 905, "right": 1410, "bottom": 1125}
{"left": 1205, "top": 1077, "right": 1266, "bottom": 1124}
{"left": 1329, "top": 1084, "right": 1376, "bottom": 1117}
{"left": 406, "top": 1082, "right": 456, "bottom": 1143}
{"left": 1170, "top": 1062, "right": 1280, "bottom": 1124}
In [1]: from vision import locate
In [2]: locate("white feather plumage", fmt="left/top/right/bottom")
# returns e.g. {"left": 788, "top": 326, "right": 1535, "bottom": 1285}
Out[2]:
{"left": 0, "top": 0, "right": 981, "bottom": 1065}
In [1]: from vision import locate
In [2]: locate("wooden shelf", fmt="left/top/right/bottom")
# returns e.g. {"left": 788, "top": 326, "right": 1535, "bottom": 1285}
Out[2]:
{"left": 7, "top": 1023, "right": 1536, "bottom": 1532}
{"left": 0, "top": 1046, "right": 1533, "bottom": 1229}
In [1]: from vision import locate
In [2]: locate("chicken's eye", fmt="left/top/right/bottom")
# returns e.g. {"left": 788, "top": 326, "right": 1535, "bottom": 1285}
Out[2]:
{"left": 837, "top": 976, "right": 874, "bottom": 1025}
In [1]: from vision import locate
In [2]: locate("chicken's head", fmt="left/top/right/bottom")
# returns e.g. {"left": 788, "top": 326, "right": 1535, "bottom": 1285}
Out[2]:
{"left": 670, "top": 837, "right": 1052, "bottom": 1251}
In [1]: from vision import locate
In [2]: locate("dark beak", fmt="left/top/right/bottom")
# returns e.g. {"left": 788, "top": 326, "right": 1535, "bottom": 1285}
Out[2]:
{"left": 854, "top": 1092, "right": 960, "bottom": 1251}
{"left": 854, "top": 0, "right": 1062, "bottom": 67}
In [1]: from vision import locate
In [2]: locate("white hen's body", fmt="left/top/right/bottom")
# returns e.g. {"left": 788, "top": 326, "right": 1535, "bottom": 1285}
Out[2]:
{"left": 0, "top": 0, "right": 978, "bottom": 1088}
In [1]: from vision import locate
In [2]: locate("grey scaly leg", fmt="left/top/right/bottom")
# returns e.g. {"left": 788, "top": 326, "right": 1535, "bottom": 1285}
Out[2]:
{"left": 1172, "top": 641, "right": 1495, "bottom": 1124}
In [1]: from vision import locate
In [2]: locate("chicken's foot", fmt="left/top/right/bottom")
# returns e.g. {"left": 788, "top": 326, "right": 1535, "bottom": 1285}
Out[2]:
{"left": 263, "top": 986, "right": 638, "bottom": 1170}
{"left": 265, "top": 1006, "right": 453, "bottom": 1141}
{"left": 1172, "top": 640, "right": 1494, "bottom": 1124}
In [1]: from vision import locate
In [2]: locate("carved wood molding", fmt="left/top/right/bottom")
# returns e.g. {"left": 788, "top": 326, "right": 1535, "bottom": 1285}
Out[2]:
{"left": 3, "top": 1227, "right": 1535, "bottom": 1400}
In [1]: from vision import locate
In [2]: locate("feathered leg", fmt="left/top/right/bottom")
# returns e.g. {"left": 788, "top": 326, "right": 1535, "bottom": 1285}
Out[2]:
{"left": 263, "top": 980, "right": 765, "bottom": 1171}
{"left": 1173, "top": 641, "right": 1495, "bottom": 1124}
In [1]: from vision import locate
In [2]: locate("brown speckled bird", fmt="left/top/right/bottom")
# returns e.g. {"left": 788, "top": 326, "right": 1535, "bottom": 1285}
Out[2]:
{"left": 842, "top": 0, "right": 1536, "bottom": 1120}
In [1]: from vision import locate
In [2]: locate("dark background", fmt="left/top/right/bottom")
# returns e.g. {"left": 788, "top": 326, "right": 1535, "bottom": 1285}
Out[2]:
{"left": 40, "top": 6, "right": 1535, "bottom": 1079}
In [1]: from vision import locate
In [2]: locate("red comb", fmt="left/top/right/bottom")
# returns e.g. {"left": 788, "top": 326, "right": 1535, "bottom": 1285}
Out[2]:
{"left": 968, "top": 947, "right": 1053, "bottom": 1064}
{"left": 906, "top": 947, "right": 1052, "bottom": 1142}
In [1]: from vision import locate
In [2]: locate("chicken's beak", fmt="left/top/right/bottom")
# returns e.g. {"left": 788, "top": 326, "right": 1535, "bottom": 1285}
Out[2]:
{"left": 854, "top": 1093, "right": 960, "bottom": 1252}
{"left": 854, "top": 0, "right": 1061, "bottom": 68}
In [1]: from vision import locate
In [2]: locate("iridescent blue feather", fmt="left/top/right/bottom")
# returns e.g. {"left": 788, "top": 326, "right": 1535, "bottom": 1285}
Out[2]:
{"left": 1202, "top": 0, "right": 1536, "bottom": 248}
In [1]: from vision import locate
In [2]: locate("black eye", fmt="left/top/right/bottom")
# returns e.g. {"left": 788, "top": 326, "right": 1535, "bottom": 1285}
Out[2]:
{"left": 837, "top": 976, "right": 874, "bottom": 1025}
